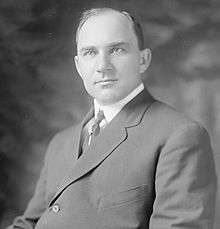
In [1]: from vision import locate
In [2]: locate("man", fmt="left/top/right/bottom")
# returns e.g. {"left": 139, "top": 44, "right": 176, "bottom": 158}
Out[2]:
{"left": 7, "top": 7, "right": 216, "bottom": 229}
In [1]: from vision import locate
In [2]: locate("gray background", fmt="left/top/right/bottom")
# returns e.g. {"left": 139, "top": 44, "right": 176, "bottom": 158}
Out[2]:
{"left": 0, "top": 0, "right": 219, "bottom": 228}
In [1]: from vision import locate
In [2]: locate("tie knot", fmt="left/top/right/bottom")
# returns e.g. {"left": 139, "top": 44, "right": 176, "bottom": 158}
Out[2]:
{"left": 90, "top": 110, "right": 105, "bottom": 136}
{"left": 94, "top": 110, "right": 105, "bottom": 125}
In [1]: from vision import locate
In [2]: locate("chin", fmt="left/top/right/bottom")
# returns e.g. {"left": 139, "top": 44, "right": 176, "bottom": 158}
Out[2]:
{"left": 97, "top": 96, "right": 121, "bottom": 106}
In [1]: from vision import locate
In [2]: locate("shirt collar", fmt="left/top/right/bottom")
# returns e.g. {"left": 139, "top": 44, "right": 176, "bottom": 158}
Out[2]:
{"left": 94, "top": 83, "right": 144, "bottom": 123}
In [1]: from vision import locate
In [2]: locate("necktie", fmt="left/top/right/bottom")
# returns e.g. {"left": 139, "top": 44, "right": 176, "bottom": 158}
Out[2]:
{"left": 80, "top": 110, "right": 105, "bottom": 155}
{"left": 90, "top": 110, "right": 105, "bottom": 134}
{"left": 88, "top": 110, "right": 105, "bottom": 145}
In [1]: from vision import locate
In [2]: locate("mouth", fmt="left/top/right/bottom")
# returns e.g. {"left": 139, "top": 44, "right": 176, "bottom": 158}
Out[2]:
{"left": 95, "top": 79, "right": 118, "bottom": 85}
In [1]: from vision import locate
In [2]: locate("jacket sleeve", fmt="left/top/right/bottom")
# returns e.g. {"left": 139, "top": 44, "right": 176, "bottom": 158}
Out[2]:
{"left": 6, "top": 136, "right": 55, "bottom": 229}
{"left": 149, "top": 124, "right": 217, "bottom": 229}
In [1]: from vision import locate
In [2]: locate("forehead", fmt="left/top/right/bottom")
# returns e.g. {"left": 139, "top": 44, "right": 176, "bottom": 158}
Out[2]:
{"left": 77, "top": 12, "right": 138, "bottom": 49}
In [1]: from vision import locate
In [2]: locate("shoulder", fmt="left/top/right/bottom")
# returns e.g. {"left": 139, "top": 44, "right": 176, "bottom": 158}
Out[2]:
{"left": 47, "top": 125, "right": 75, "bottom": 146}
{"left": 143, "top": 99, "right": 210, "bottom": 144}
{"left": 43, "top": 124, "right": 77, "bottom": 160}
{"left": 149, "top": 100, "right": 197, "bottom": 126}
{"left": 51, "top": 125, "right": 76, "bottom": 144}
{"left": 149, "top": 100, "right": 204, "bottom": 129}
{"left": 147, "top": 100, "right": 215, "bottom": 172}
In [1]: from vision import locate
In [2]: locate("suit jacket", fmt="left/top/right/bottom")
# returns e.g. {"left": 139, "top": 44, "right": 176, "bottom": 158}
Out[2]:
{"left": 7, "top": 89, "right": 217, "bottom": 229}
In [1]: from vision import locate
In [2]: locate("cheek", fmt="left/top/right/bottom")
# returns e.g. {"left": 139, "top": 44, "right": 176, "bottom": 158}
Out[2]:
{"left": 116, "top": 59, "right": 140, "bottom": 78}
{"left": 78, "top": 63, "right": 94, "bottom": 81}
{"left": 116, "top": 54, "right": 139, "bottom": 69}
{"left": 78, "top": 67, "right": 96, "bottom": 92}
{"left": 82, "top": 75, "right": 93, "bottom": 90}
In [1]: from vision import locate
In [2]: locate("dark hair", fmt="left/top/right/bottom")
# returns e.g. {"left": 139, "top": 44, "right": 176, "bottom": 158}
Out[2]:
{"left": 75, "top": 8, "right": 145, "bottom": 50}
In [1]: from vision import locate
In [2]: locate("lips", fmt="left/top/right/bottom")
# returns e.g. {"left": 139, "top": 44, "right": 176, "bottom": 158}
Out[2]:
{"left": 95, "top": 79, "right": 117, "bottom": 84}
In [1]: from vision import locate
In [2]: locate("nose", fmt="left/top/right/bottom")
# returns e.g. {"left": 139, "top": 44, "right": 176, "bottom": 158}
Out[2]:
{"left": 96, "top": 53, "right": 113, "bottom": 74}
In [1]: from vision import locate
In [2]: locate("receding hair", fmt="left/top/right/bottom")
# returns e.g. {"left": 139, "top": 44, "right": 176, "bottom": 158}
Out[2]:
{"left": 75, "top": 7, "right": 145, "bottom": 50}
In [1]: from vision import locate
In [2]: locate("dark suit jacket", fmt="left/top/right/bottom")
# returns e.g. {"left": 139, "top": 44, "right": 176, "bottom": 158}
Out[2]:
{"left": 7, "top": 89, "right": 217, "bottom": 229}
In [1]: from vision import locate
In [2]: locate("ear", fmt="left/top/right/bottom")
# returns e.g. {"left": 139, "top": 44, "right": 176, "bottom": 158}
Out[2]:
{"left": 74, "top": 55, "right": 82, "bottom": 77}
{"left": 139, "top": 48, "right": 151, "bottom": 74}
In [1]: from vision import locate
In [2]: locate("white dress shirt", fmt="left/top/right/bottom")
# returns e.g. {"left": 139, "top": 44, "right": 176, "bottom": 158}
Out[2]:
{"left": 94, "top": 83, "right": 144, "bottom": 128}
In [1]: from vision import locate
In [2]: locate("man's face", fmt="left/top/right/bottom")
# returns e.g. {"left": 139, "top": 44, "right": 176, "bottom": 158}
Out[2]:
{"left": 75, "top": 12, "right": 150, "bottom": 105}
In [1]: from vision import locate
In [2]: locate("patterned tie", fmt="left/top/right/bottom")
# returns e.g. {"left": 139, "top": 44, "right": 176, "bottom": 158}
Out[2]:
{"left": 88, "top": 110, "right": 105, "bottom": 145}
{"left": 80, "top": 110, "right": 105, "bottom": 156}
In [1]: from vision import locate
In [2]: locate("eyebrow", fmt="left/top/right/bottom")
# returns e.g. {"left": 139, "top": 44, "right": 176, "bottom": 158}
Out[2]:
{"left": 107, "top": 41, "right": 130, "bottom": 48}
{"left": 79, "top": 41, "right": 130, "bottom": 53}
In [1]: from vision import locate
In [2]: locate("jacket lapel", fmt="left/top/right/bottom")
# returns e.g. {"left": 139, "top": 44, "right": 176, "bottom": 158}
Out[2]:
{"left": 49, "top": 89, "right": 155, "bottom": 206}
{"left": 62, "top": 108, "right": 94, "bottom": 169}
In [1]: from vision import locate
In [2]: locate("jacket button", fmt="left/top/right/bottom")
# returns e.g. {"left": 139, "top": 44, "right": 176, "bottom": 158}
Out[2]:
{"left": 51, "top": 204, "right": 60, "bottom": 213}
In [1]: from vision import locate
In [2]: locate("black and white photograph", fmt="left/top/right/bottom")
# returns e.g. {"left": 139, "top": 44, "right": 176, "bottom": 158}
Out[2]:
{"left": 0, "top": 0, "right": 219, "bottom": 228}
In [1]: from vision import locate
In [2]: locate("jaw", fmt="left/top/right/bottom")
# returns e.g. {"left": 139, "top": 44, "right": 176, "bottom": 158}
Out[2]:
{"left": 93, "top": 90, "right": 120, "bottom": 105}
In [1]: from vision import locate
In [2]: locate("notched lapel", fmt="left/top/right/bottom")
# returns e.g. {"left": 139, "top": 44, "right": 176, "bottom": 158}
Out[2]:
{"left": 62, "top": 108, "right": 94, "bottom": 169}
{"left": 49, "top": 117, "right": 127, "bottom": 206}
{"left": 62, "top": 124, "right": 81, "bottom": 167}
{"left": 49, "top": 89, "right": 155, "bottom": 206}
{"left": 74, "top": 118, "right": 128, "bottom": 180}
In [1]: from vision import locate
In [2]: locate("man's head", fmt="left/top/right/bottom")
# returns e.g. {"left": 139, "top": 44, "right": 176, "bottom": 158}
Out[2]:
{"left": 74, "top": 8, "right": 151, "bottom": 105}
{"left": 76, "top": 8, "right": 145, "bottom": 50}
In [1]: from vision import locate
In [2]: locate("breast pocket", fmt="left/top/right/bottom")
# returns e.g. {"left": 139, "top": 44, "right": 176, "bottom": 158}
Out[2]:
{"left": 98, "top": 184, "right": 149, "bottom": 210}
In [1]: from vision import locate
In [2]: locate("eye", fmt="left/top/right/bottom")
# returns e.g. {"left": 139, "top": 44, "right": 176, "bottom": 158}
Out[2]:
{"left": 82, "top": 49, "right": 97, "bottom": 57}
{"left": 111, "top": 47, "right": 125, "bottom": 54}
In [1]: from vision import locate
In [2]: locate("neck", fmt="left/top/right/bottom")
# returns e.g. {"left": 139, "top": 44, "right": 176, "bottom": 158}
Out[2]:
{"left": 94, "top": 83, "right": 144, "bottom": 123}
